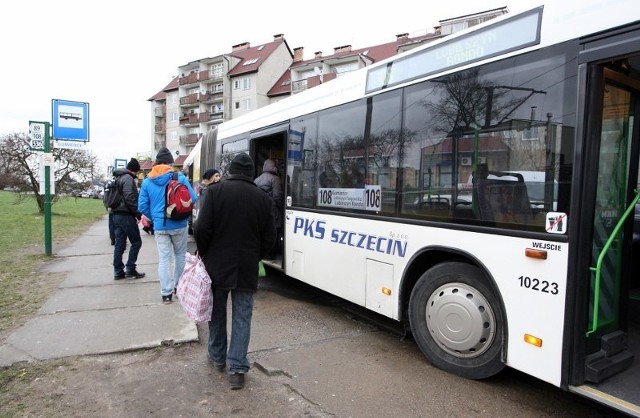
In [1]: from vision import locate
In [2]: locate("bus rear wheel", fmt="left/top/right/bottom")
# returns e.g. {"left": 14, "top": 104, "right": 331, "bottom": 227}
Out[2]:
{"left": 408, "top": 262, "right": 505, "bottom": 379}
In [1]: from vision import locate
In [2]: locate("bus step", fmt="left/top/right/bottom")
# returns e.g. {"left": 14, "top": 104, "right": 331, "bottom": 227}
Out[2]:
{"left": 585, "top": 331, "right": 634, "bottom": 383}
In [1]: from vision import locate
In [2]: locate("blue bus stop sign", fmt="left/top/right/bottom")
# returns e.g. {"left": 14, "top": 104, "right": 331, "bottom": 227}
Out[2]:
{"left": 52, "top": 99, "right": 90, "bottom": 141}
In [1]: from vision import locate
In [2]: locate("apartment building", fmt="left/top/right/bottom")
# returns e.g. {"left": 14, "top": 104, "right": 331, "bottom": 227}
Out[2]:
{"left": 148, "top": 34, "right": 293, "bottom": 167}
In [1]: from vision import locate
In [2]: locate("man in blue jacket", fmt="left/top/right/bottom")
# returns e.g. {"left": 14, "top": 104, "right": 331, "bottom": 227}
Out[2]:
{"left": 138, "top": 147, "right": 197, "bottom": 304}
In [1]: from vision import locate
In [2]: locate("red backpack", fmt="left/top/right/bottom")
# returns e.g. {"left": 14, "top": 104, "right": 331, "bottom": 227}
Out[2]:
{"left": 165, "top": 172, "right": 193, "bottom": 223}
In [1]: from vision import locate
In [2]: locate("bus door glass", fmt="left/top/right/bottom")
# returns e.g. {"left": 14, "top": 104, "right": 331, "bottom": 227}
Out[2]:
{"left": 587, "top": 62, "right": 640, "bottom": 368}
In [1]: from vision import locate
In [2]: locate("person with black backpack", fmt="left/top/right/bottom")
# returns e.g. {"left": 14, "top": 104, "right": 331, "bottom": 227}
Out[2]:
{"left": 138, "top": 147, "right": 197, "bottom": 304}
{"left": 103, "top": 172, "right": 117, "bottom": 245}
{"left": 111, "top": 158, "right": 145, "bottom": 280}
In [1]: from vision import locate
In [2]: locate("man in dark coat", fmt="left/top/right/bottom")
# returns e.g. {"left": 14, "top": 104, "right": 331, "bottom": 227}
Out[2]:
{"left": 194, "top": 152, "right": 276, "bottom": 390}
{"left": 111, "top": 158, "right": 145, "bottom": 280}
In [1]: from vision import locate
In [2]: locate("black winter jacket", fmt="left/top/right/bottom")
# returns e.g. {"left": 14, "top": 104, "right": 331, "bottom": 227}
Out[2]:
{"left": 193, "top": 174, "right": 276, "bottom": 292}
{"left": 111, "top": 168, "right": 141, "bottom": 218}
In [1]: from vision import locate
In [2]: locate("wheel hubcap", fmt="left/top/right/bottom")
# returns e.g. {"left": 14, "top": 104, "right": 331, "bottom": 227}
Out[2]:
{"left": 426, "top": 282, "right": 496, "bottom": 358}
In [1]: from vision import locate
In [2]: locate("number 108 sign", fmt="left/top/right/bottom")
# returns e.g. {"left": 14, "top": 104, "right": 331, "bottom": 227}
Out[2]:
{"left": 29, "top": 121, "right": 47, "bottom": 151}
{"left": 318, "top": 185, "right": 382, "bottom": 211}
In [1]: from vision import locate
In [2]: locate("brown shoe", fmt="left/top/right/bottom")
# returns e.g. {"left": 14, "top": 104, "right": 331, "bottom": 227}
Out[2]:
{"left": 228, "top": 373, "right": 244, "bottom": 390}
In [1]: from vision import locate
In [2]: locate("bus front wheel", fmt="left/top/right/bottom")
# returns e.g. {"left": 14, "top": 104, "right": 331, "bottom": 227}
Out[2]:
{"left": 408, "top": 262, "right": 505, "bottom": 379}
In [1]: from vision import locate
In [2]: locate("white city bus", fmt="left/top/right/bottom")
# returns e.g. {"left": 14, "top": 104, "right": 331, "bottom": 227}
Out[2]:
{"left": 199, "top": 2, "right": 640, "bottom": 413}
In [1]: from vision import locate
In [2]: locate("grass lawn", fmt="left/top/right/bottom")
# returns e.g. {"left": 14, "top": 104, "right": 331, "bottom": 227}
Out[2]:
{"left": 0, "top": 191, "right": 107, "bottom": 338}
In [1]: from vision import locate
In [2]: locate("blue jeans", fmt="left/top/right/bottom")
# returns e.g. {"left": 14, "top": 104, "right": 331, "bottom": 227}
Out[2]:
{"left": 113, "top": 214, "right": 142, "bottom": 275}
{"left": 154, "top": 227, "right": 188, "bottom": 297}
{"left": 208, "top": 288, "right": 255, "bottom": 374}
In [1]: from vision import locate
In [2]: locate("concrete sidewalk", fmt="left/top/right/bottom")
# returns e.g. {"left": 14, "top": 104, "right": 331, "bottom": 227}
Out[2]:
{"left": 0, "top": 215, "right": 198, "bottom": 367}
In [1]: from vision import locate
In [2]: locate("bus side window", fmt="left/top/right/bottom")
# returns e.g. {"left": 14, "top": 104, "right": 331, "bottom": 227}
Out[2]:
{"left": 475, "top": 171, "right": 533, "bottom": 225}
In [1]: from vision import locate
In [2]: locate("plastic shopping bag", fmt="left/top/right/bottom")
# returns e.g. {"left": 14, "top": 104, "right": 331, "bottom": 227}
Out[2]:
{"left": 176, "top": 252, "right": 213, "bottom": 323}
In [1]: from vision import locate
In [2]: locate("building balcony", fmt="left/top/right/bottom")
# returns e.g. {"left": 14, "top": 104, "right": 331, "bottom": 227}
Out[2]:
{"left": 179, "top": 71, "right": 199, "bottom": 86}
{"left": 179, "top": 70, "right": 212, "bottom": 86}
{"left": 154, "top": 106, "right": 166, "bottom": 117}
{"left": 154, "top": 138, "right": 166, "bottom": 149}
{"left": 208, "top": 111, "right": 224, "bottom": 124}
{"left": 198, "top": 111, "right": 225, "bottom": 123}
{"left": 179, "top": 113, "right": 200, "bottom": 127}
{"left": 210, "top": 90, "right": 223, "bottom": 101}
{"left": 291, "top": 78, "right": 308, "bottom": 94}
{"left": 209, "top": 72, "right": 224, "bottom": 82}
{"left": 291, "top": 73, "right": 337, "bottom": 94}
{"left": 198, "top": 72, "right": 210, "bottom": 82}
{"left": 201, "top": 92, "right": 217, "bottom": 103}
{"left": 180, "top": 93, "right": 198, "bottom": 106}
{"left": 179, "top": 133, "right": 201, "bottom": 146}
{"left": 154, "top": 122, "right": 166, "bottom": 133}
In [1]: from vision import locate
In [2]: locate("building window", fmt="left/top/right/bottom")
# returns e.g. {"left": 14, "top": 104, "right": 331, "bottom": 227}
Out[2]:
{"left": 235, "top": 102, "right": 240, "bottom": 109}
{"left": 234, "top": 78, "right": 251, "bottom": 90}
{"left": 210, "top": 63, "right": 224, "bottom": 78}
{"left": 171, "top": 111, "right": 178, "bottom": 121}
{"left": 171, "top": 131, "right": 178, "bottom": 141}
{"left": 243, "top": 99, "right": 251, "bottom": 110}
{"left": 171, "top": 93, "right": 178, "bottom": 104}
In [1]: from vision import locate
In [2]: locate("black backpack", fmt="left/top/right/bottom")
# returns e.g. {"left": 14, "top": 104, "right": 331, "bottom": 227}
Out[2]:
{"left": 104, "top": 177, "right": 123, "bottom": 210}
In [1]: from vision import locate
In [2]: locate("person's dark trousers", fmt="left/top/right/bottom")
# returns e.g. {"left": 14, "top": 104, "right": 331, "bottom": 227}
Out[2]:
{"left": 108, "top": 211, "right": 115, "bottom": 245}
{"left": 208, "top": 287, "right": 255, "bottom": 374}
{"left": 113, "top": 214, "right": 142, "bottom": 276}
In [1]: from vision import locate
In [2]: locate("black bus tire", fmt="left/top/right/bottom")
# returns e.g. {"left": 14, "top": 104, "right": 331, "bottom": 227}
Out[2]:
{"left": 408, "top": 261, "right": 505, "bottom": 379}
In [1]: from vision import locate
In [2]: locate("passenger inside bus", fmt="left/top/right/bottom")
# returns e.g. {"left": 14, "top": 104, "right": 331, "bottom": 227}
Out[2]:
{"left": 255, "top": 159, "right": 284, "bottom": 256}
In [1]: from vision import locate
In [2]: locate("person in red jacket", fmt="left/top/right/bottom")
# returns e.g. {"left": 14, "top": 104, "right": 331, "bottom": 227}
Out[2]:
{"left": 193, "top": 152, "right": 276, "bottom": 390}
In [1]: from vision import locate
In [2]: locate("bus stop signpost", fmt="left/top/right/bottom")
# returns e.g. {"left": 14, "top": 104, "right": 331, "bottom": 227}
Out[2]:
{"left": 29, "top": 100, "right": 90, "bottom": 257}
{"left": 29, "top": 120, "right": 52, "bottom": 256}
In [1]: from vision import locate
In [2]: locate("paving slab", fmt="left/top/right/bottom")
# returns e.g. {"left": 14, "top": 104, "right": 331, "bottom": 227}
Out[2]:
{"left": 0, "top": 304, "right": 195, "bottom": 367}
{"left": 0, "top": 215, "right": 199, "bottom": 368}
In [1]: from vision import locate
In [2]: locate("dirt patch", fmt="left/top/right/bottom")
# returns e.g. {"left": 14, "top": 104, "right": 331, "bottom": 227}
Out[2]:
{"left": 0, "top": 330, "right": 327, "bottom": 417}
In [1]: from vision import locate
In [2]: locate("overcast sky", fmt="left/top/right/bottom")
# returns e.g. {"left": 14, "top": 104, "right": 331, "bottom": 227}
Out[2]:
{"left": 0, "top": 0, "right": 541, "bottom": 171}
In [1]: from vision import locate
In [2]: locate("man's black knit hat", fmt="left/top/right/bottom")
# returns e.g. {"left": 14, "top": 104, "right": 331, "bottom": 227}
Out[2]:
{"left": 126, "top": 158, "right": 140, "bottom": 172}
{"left": 229, "top": 153, "right": 254, "bottom": 177}
{"left": 155, "top": 147, "right": 174, "bottom": 164}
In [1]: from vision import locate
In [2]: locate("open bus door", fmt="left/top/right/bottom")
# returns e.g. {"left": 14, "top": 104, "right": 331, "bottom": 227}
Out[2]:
{"left": 249, "top": 126, "right": 288, "bottom": 271}
{"left": 570, "top": 48, "right": 640, "bottom": 414}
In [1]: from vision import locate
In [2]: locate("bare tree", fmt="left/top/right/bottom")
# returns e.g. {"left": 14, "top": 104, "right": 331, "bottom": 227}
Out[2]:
{"left": 0, "top": 131, "right": 99, "bottom": 213}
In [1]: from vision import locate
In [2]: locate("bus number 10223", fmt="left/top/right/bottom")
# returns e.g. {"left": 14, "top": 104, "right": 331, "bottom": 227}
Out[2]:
{"left": 517, "top": 275, "right": 559, "bottom": 295}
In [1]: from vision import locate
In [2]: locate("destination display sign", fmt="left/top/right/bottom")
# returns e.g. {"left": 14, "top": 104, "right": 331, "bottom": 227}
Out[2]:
{"left": 366, "top": 7, "right": 542, "bottom": 93}
{"left": 317, "top": 185, "right": 382, "bottom": 212}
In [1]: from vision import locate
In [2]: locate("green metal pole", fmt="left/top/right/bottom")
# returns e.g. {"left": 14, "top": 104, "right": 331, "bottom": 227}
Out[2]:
{"left": 44, "top": 122, "right": 52, "bottom": 256}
